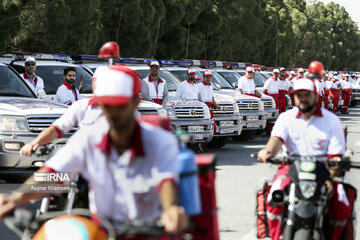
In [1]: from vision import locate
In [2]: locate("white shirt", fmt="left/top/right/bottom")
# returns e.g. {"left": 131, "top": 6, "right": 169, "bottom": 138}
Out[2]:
{"left": 329, "top": 81, "right": 340, "bottom": 90}
{"left": 237, "top": 76, "right": 256, "bottom": 94}
{"left": 315, "top": 80, "right": 325, "bottom": 96}
{"left": 51, "top": 98, "right": 103, "bottom": 137}
{"left": 325, "top": 81, "right": 332, "bottom": 90}
{"left": 45, "top": 120, "right": 179, "bottom": 221}
{"left": 271, "top": 106, "right": 345, "bottom": 157}
{"left": 176, "top": 80, "right": 200, "bottom": 100}
{"left": 20, "top": 72, "right": 45, "bottom": 97}
{"left": 142, "top": 75, "right": 168, "bottom": 101}
{"left": 263, "top": 77, "right": 279, "bottom": 94}
{"left": 340, "top": 80, "right": 352, "bottom": 89}
{"left": 278, "top": 78, "right": 289, "bottom": 91}
{"left": 357, "top": 78, "right": 360, "bottom": 85}
{"left": 197, "top": 81, "right": 214, "bottom": 102}
{"left": 56, "top": 82, "right": 80, "bottom": 105}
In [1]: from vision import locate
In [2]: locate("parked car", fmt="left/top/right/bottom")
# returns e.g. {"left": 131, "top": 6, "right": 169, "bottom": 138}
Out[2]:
{"left": 164, "top": 66, "right": 266, "bottom": 140}
{"left": 0, "top": 63, "right": 72, "bottom": 175}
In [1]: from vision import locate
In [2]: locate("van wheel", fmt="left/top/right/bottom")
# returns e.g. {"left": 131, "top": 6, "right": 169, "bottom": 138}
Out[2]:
{"left": 232, "top": 130, "right": 256, "bottom": 141}
{"left": 207, "top": 137, "right": 230, "bottom": 149}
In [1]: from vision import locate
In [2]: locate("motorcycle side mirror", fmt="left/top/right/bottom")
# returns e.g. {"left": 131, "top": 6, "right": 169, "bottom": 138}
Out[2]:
{"left": 272, "top": 190, "right": 284, "bottom": 204}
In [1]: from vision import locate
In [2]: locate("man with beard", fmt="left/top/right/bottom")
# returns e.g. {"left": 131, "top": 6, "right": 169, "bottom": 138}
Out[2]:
{"left": 0, "top": 65, "right": 188, "bottom": 234}
{"left": 20, "top": 57, "right": 46, "bottom": 97}
{"left": 142, "top": 61, "right": 168, "bottom": 105}
{"left": 176, "top": 68, "right": 200, "bottom": 100}
{"left": 56, "top": 67, "right": 80, "bottom": 105}
{"left": 258, "top": 72, "right": 345, "bottom": 240}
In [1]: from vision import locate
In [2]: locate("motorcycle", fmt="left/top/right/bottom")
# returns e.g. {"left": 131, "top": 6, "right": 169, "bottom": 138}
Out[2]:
{"left": 260, "top": 154, "right": 360, "bottom": 240}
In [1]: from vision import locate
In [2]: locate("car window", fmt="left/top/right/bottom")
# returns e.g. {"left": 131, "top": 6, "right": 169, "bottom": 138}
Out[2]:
{"left": 197, "top": 70, "right": 234, "bottom": 90}
{"left": 135, "top": 69, "right": 180, "bottom": 91}
{"left": 0, "top": 66, "right": 35, "bottom": 97}
{"left": 217, "top": 71, "right": 241, "bottom": 87}
{"left": 235, "top": 71, "right": 265, "bottom": 87}
{"left": 34, "top": 66, "right": 93, "bottom": 94}
{"left": 168, "top": 70, "right": 203, "bottom": 82}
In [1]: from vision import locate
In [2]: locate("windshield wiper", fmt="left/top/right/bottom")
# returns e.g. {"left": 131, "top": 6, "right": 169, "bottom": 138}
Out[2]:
{"left": 0, "top": 93, "right": 32, "bottom": 97}
{"left": 221, "top": 87, "right": 235, "bottom": 89}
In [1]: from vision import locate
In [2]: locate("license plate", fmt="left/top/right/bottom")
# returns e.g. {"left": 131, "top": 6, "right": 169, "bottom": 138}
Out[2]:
{"left": 247, "top": 123, "right": 259, "bottom": 128}
{"left": 220, "top": 128, "right": 234, "bottom": 134}
{"left": 247, "top": 115, "right": 259, "bottom": 121}
{"left": 220, "top": 121, "right": 234, "bottom": 127}
{"left": 188, "top": 126, "right": 204, "bottom": 132}
{"left": 192, "top": 134, "right": 203, "bottom": 140}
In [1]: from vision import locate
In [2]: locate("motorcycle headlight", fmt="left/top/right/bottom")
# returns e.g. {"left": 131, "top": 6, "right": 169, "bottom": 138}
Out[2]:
{"left": 165, "top": 107, "right": 176, "bottom": 119}
{"left": 233, "top": 103, "right": 240, "bottom": 114}
{"left": 203, "top": 106, "right": 211, "bottom": 119}
{"left": 157, "top": 108, "right": 168, "bottom": 117}
{"left": 0, "top": 116, "right": 29, "bottom": 132}
{"left": 299, "top": 181, "right": 317, "bottom": 199}
{"left": 259, "top": 101, "right": 264, "bottom": 111}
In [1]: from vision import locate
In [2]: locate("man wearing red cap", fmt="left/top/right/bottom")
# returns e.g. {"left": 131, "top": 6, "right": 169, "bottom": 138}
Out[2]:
{"left": 340, "top": 74, "right": 352, "bottom": 114}
{"left": 264, "top": 69, "right": 280, "bottom": 112}
{"left": 277, "top": 68, "right": 288, "bottom": 113}
{"left": 0, "top": 65, "right": 188, "bottom": 234}
{"left": 176, "top": 68, "right": 200, "bottom": 100}
{"left": 142, "top": 61, "right": 168, "bottom": 105}
{"left": 258, "top": 78, "right": 346, "bottom": 240}
{"left": 237, "top": 66, "right": 261, "bottom": 97}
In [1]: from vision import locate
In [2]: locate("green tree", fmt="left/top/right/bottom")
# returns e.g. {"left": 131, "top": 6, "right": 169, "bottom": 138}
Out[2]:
{"left": 0, "top": 0, "right": 21, "bottom": 52}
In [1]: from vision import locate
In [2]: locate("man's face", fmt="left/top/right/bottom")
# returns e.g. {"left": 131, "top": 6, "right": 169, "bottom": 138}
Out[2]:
{"left": 273, "top": 73, "right": 279, "bottom": 78}
{"left": 64, "top": 70, "right": 76, "bottom": 85}
{"left": 289, "top": 74, "right": 295, "bottom": 79}
{"left": 298, "top": 72, "right": 304, "bottom": 78}
{"left": 246, "top": 71, "right": 254, "bottom": 78}
{"left": 150, "top": 66, "right": 160, "bottom": 78}
{"left": 25, "top": 61, "right": 36, "bottom": 75}
{"left": 204, "top": 75, "right": 212, "bottom": 84}
{"left": 100, "top": 97, "right": 140, "bottom": 132}
{"left": 294, "top": 90, "right": 317, "bottom": 113}
{"left": 280, "top": 70, "right": 286, "bottom": 77}
{"left": 188, "top": 73, "right": 196, "bottom": 81}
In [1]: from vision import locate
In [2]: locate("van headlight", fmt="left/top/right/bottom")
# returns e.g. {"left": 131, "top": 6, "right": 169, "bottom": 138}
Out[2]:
{"left": 259, "top": 101, "right": 264, "bottom": 111}
{"left": 299, "top": 181, "right": 317, "bottom": 199}
{"left": 165, "top": 107, "right": 176, "bottom": 119}
{"left": 157, "top": 108, "right": 168, "bottom": 117}
{"left": 203, "top": 106, "right": 211, "bottom": 119}
{"left": 233, "top": 103, "right": 240, "bottom": 114}
{"left": 0, "top": 116, "right": 29, "bottom": 132}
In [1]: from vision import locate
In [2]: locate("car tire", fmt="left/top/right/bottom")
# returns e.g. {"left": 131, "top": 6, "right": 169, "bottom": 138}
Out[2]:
{"left": 206, "top": 137, "right": 230, "bottom": 149}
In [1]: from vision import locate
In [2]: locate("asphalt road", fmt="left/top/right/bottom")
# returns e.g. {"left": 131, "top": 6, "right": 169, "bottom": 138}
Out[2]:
{"left": 0, "top": 106, "right": 359, "bottom": 239}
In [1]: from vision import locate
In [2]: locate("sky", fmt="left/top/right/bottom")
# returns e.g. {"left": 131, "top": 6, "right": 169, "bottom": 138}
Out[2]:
{"left": 319, "top": 0, "right": 360, "bottom": 26}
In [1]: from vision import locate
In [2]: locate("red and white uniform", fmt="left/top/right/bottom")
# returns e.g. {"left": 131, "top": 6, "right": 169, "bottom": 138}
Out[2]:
{"left": 266, "top": 106, "right": 345, "bottom": 240}
{"left": 20, "top": 72, "right": 45, "bottom": 97}
{"left": 237, "top": 75, "right": 256, "bottom": 96}
{"left": 340, "top": 80, "right": 352, "bottom": 113}
{"left": 56, "top": 81, "right": 80, "bottom": 105}
{"left": 329, "top": 80, "right": 340, "bottom": 112}
{"left": 142, "top": 75, "right": 167, "bottom": 105}
{"left": 176, "top": 79, "right": 200, "bottom": 100}
{"left": 51, "top": 98, "right": 103, "bottom": 137}
{"left": 44, "top": 120, "right": 179, "bottom": 221}
{"left": 263, "top": 77, "right": 280, "bottom": 110}
{"left": 277, "top": 76, "right": 288, "bottom": 113}
{"left": 197, "top": 81, "right": 213, "bottom": 103}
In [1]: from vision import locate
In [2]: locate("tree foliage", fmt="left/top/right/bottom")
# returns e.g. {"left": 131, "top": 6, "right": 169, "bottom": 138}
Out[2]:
{"left": 2, "top": 0, "right": 360, "bottom": 70}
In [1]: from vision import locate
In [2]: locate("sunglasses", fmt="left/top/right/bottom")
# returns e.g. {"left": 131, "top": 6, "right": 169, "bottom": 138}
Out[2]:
{"left": 150, "top": 66, "right": 159, "bottom": 70}
{"left": 25, "top": 63, "right": 36, "bottom": 66}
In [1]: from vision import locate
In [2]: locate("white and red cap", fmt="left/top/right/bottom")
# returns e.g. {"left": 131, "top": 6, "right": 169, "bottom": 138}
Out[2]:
{"left": 150, "top": 61, "right": 160, "bottom": 67}
{"left": 298, "top": 68, "right": 305, "bottom": 73}
{"left": 203, "top": 70, "right": 212, "bottom": 76}
{"left": 25, "top": 56, "right": 36, "bottom": 63}
{"left": 92, "top": 65, "right": 140, "bottom": 106}
{"left": 273, "top": 69, "right": 280, "bottom": 74}
{"left": 187, "top": 68, "right": 196, "bottom": 75}
{"left": 280, "top": 67, "right": 286, "bottom": 72}
{"left": 293, "top": 79, "right": 315, "bottom": 92}
{"left": 290, "top": 71, "right": 296, "bottom": 75}
{"left": 245, "top": 66, "right": 254, "bottom": 72}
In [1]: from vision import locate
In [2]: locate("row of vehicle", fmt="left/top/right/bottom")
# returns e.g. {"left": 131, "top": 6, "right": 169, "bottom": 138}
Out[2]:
{"left": 0, "top": 53, "right": 302, "bottom": 172}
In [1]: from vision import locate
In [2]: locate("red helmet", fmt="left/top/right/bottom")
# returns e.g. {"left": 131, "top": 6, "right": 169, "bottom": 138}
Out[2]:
{"left": 308, "top": 61, "right": 323, "bottom": 74}
{"left": 98, "top": 41, "right": 120, "bottom": 58}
